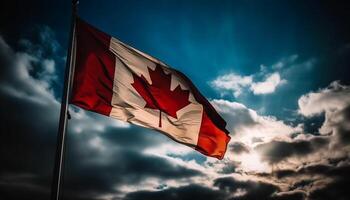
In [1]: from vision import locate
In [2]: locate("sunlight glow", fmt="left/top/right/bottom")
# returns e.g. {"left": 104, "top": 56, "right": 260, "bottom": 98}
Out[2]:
{"left": 238, "top": 152, "right": 270, "bottom": 173}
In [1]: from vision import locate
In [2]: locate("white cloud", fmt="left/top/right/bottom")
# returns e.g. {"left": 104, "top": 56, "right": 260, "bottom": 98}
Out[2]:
{"left": 211, "top": 72, "right": 286, "bottom": 97}
{"left": 0, "top": 51, "right": 57, "bottom": 106}
{"left": 298, "top": 81, "right": 350, "bottom": 117}
{"left": 250, "top": 72, "right": 287, "bottom": 95}
{"left": 211, "top": 99, "right": 301, "bottom": 146}
{"left": 210, "top": 73, "right": 253, "bottom": 97}
{"left": 210, "top": 55, "right": 317, "bottom": 97}
{"left": 298, "top": 81, "right": 350, "bottom": 147}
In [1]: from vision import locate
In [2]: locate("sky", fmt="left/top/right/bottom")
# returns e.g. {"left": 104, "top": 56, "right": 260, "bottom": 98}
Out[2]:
{"left": 1, "top": 0, "right": 350, "bottom": 200}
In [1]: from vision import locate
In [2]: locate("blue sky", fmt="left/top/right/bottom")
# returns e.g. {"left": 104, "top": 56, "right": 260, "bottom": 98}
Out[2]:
{"left": 1, "top": 0, "right": 350, "bottom": 200}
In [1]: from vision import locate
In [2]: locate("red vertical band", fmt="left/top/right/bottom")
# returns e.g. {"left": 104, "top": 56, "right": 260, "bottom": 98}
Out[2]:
{"left": 70, "top": 18, "right": 115, "bottom": 116}
{"left": 196, "top": 112, "right": 231, "bottom": 159}
{"left": 173, "top": 70, "right": 231, "bottom": 159}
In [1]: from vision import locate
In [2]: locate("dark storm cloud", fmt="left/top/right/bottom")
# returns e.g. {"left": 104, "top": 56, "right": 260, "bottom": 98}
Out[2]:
{"left": 0, "top": 172, "right": 51, "bottom": 200}
{"left": 273, "top": 161, "right": 350, "bottom": 179}
{"left": 271, "top": 191, "right": 306, "bottom": 200}
{"left": 273, "top": 169, "right": 296, "bottom": 179}
{"left": 218, "top": 161, "right": 239, "bottom": 174}
{"left": 251, "top": 158, "right": 350, "bottom": 197}
{"left": 63, "top": 128, "right": 202, "bottom": 198}
{"left": 309, "top": 178, "right": 350, "bottom": 200}
{"left": 124, "top": 184, "right": 226, "bottom": 200}
{"left": 0, "top": 33, "right": 60, "bottom": 200}
{"left": 230, "top": 142, "right": 250, "bottom": 154}
{"left": 63, "top": 120, "right": 203, "bottom": 199}
{"left": 256, "top": 140, "right": 309, "bottom": 163}
{"left": 64, "top": 146, "right": 202, "bottom": 199}
{"left": 255, "top": 137, "right": 329, "bottom": 164}
{"left": 98, "top": 125, "right": 165, "bottom": 150}
{"left": 290, "top": 180, "right": 314, "bottom": 191}
{"left": 254, "top": 161, "right": 350, "bottom": 200}
{"left": 60, "top": 127, "right": 204, "bottom": 199}
{"left": 124, "top": 177, "right": 308, "bottom": 200}
{"left": 306, "top": 164, "right": 350, "bottom": 200}
{"left": 214, "top": 177, "right": 279, "bottom": 200}
{"left": 332, "top": 105, "right": 350, "bottom": 144}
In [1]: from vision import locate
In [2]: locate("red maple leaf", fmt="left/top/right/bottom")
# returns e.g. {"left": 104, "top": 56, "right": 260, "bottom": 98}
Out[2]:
{"left": 131, "top": 64, "right": 191, "bottom": 127}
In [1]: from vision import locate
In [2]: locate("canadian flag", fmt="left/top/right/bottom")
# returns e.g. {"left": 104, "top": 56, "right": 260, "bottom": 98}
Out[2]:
{"left": 70, "top": 18, "right": 230, "bottom": 159}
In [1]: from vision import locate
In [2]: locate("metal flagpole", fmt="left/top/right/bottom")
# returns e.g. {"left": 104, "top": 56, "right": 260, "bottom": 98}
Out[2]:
{"left": 50, "top": 1, "right": 78, "bottom": 200}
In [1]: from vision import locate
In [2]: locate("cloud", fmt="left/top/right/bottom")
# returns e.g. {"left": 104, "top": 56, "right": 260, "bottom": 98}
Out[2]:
{"left": 210, "top": 55, "right": 300, "bottom": 97}
{"left": 250, "top": 72, "right": 287, "bottom": 95}
{"left": 208, "top": 80, "right": 350, "bottom": 200}
{"left": 209, "top": 99, "right": 305, "bottom": 174}
{"left": 263, "top": 162, "right": 350, "bottom": 200}
{"left": 0, "top": 34, "right": 61, "bottom": 185}
{"left": 229, "top": 142, "right": 250, "bottom": 154}
{"left": 64, "top": 141, "right": 202, "bottom": 199}
{"left": 309, "top": 177, "right": 350, "bottom": 200}
{"left": 210, "top": 72, "right": 286, "bottom": 97}
{"left": 243, "top": 81, "right": 350, "bottom": 169}
{"left": 211, "top": 80, "right": 350, "bottom": 171}
{"left": 298, "top": 81, "right": 350, "bottom": 145}
{"left": 124, "top": 184, "right": 225, "bottom": 200}
{"left": 271, "top": 191, "right": 306, "bottom": 200}
{"left": 298, "top": 81, "right": 350, "bottom": 117}
{"left": 210, "top": 73, "right": 253, "bottom": 97}
{"left": 0, "top": 38, "right": 57, "bottom": 105}
{"left": 214, "top": 176, "right": 280, "bottom": 200}
{"left": 211, "top": 99, "right": 301, "bottom": 146}
{"left": 209, "top": 99, "right": 306, "bottom": 173}
{"left": 124, "top": 176, "right": 298, "bottom": 200}
{"left": 123, "top": 175, "right": 308, "bottom": 200}
{"left": 255, "top": 137, "right": 329, "bottom": 164}
{"left": 210, "top": 55, "right": 318, "bottom": 98}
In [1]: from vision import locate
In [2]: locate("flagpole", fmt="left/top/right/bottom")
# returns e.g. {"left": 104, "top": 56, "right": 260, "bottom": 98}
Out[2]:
{"left": 50, "top": 1, "right": 78, "bottom": 200}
